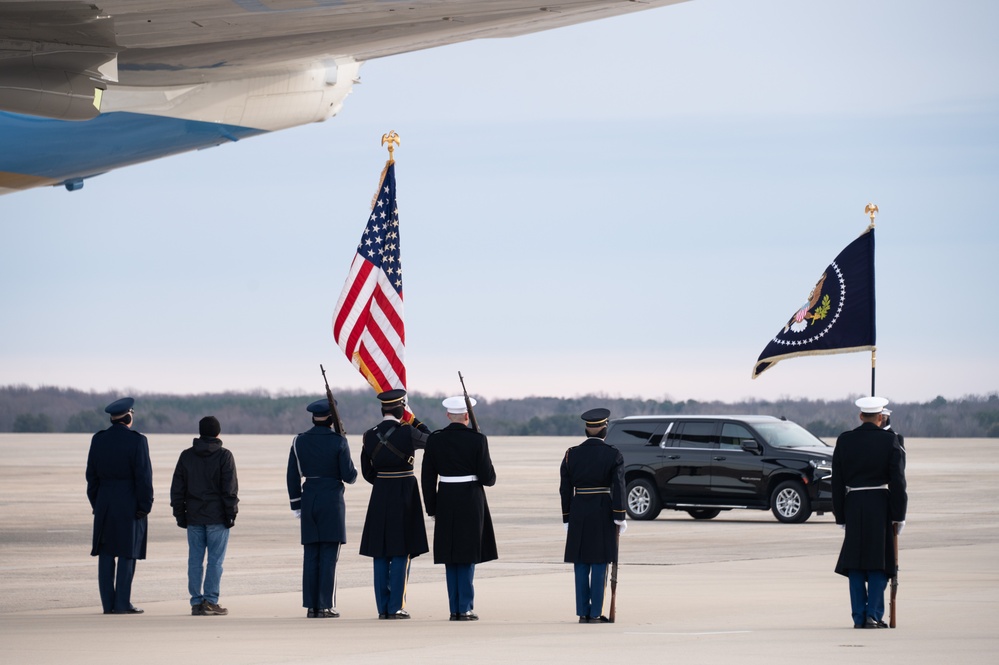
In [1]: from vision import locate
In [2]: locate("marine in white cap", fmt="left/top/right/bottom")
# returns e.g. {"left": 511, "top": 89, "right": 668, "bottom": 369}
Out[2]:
{"left": 422, "top": 395, "right": 497, "bottom": 621}
{"left": 831, "top": 395, "right": 907, "bottom": 629}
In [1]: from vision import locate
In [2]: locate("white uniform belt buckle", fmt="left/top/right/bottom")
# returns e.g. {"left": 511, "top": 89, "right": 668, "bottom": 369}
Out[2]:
{"left": 575, "top": 486, "right": 611, "bottom": 495}
{"left": 439, "top": 475, "right": 478, "bottom": 483}
{"left": 845, "top": 484, "right": 889, "bottom": 493}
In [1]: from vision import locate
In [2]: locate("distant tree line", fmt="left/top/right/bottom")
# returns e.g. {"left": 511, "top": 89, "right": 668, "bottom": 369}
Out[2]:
{"left": 0, "top": 386, "right": 999, "bottom": 437}
{"left": 1, "top": 385, "right": 997, "bottom": 438}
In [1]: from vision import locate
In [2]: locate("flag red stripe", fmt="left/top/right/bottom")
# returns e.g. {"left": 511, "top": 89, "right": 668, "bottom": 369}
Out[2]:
{"left": 364, "top": 313, "right": 406, "bottom": 386}
{"left": 372, "top": 282, "right": 405, "bottom": 343}
{"left": 357, "top": 344, "right": 390, "bottom": 391}
{"left": 333, "top": 260, "right": 374, "bottom": 341}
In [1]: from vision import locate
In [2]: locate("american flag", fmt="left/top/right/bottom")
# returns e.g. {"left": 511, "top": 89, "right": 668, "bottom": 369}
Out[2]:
{"left": 332, "top": 161, "right": 409, "bottom": 395}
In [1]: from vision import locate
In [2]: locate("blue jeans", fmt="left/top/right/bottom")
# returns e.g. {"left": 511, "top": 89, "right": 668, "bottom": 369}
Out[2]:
{"left": 187, "top": 524, "right": 230, "bottom": 605}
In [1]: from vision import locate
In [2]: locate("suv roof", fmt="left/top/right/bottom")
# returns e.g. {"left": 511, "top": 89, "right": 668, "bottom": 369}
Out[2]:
{"left": 613, "top": 415, "right": 783, "bottom": 423}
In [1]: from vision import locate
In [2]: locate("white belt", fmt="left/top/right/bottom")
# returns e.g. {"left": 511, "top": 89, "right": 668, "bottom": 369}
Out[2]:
{"left": 846, "top": 484, "right": 888, "bottom": 493}
{"left": 439, "top": 475, "right": 478, "bottom": 483}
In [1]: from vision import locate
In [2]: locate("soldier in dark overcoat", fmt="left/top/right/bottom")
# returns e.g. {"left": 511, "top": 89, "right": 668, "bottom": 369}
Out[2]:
{"left": 832, "top": 396, "right": 907, "bottom": 629}
{"left": 287, "top": 399, "right": 357, "bottom": 618}
{"left": 359, "top": 389, "right": 431, "bottom": 619}
{"left": 422, "top": 396, "right": 497, "bottom": 621}
{"left": 559, "top": 408, "right": 627, "bottom": 623}
{"left": 85, "top": 397, "right": 153, "bottom": 614}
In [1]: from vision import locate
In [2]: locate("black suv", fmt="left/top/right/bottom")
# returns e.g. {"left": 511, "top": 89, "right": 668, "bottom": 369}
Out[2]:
{"left": 607, "top": 415, "right": 833, "bottom": 523}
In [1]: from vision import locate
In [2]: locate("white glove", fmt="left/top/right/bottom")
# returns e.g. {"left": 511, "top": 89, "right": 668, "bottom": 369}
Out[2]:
{"left": 294, "top": 509, "right": 301, "bottom": 520}
{"left": 894, "top": 520, "right": 905, "bottom": 534}
{"left": 614, "top": 519, "right": 628, "bottom": 535}
{"left": 838, "top": 524, "right": 845, "bottom": 530}
{"left": 563, "top": 522, "right": 569, "bottom": 533}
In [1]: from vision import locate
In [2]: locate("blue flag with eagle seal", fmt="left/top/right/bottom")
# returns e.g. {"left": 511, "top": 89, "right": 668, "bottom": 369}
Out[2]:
{"left": 753, "top": 227, "right": 876, "bottom": 379}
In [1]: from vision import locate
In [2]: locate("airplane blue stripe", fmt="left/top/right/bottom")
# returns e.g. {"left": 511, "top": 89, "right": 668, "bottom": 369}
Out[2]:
{"left": 0, "top": 111, "right": 265, "bottom": 180}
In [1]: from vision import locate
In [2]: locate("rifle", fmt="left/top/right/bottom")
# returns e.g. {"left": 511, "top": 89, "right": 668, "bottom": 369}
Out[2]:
{"left": 890, "top": 523, "right": 899, "bottom": 628}
{"left": 319, "top": 364, "right": 346, "bottom": 437}
{"left": 457, "top": 371, "right": 480, "bottom": 432}
{"left": 608, "top": 527, "right": 620, "bottom": 623}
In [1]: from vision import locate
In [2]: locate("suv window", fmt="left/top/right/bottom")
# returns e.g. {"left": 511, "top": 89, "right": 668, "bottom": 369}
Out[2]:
{"left": 667, "top": 421, "right": 718, "bottom": 449}
{"left": 606, "top": 421, "right": 672, "bottom": 447}
{"left": 720, "top": 423, "right": 755, "bottom": 450}
{"left": 752, "top": 421, "right": 830, "bottom": 449}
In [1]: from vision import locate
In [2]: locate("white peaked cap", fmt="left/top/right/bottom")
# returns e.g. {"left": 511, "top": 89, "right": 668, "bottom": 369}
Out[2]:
{"left": 855, "top": 396, "right": 889, "bottom": 414}
{"left": 443, "top": 396, "right": 475, "bottom": 414}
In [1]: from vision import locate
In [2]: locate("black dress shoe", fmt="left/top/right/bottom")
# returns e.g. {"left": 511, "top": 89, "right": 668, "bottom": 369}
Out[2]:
{"left": 384, "top": 610, "right": 410, "bottom": 620}
{"left": 455, "top": 611, "right": 478, "bottom": 621}
{"left": 321, "top": 609, "right": 340, "bottom": 618}
{"left": 114, "top": 605, "right": 143, "bottom": 614}
{"left": 578, "top": 616, "right": 590, "bottom": 624}
{"left": 307, "top": 608, "right": 319, "bottom": 618}
{"left": 589, "top": 615, "right": 610, "bottom": 623}
{"left": 450, "top": 613, "right": 459, "bottom": 621}
{"left": 378, "top": 613, "right": 388, "bottom": 620}
{"left": 859, "top": 617, "right": 888, "bottom": 629}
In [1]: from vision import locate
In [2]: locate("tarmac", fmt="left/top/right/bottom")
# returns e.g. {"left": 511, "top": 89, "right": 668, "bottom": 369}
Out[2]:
{"left": 1, "top": 433, "right": 997, "bottom": 664}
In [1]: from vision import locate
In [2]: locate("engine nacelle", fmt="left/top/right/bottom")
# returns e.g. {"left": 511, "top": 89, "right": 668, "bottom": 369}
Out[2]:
{"left": 0, "top": 66, "right": 106, "bottom": 121}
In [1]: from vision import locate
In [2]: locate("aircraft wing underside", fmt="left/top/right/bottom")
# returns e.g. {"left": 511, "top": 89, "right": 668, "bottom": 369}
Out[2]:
{"left": 0, "top": 0, "right": 689, "bottom": 194}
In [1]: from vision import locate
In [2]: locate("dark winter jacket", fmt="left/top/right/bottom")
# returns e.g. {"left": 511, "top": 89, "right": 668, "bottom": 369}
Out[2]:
{"left": 170, "top": 437, "right": 239, "bottom": 527}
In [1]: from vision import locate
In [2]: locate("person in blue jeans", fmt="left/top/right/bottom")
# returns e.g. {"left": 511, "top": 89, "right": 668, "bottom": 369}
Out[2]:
{"left": 170, "top": 416, "right": 239, "bottom": 616}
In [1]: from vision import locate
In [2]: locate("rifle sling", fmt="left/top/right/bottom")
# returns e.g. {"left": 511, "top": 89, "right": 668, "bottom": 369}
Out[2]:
{"left": 372, "top": 425, "right": 414, "bottom": 466}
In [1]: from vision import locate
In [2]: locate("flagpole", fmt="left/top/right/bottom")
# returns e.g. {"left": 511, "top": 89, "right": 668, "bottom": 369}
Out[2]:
{"left": 865, "top": 203, "right": 879, "bottom": 397}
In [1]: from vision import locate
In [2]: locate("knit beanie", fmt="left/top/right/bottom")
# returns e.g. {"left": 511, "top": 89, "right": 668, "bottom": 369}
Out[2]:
{"left": 199, "top": 416, "right": 221, "bottom": 438}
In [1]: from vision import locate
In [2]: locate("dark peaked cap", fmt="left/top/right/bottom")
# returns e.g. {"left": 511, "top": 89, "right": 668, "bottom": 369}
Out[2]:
{"left": 581, "top": 408, "right": 610, "bottom": 427}
{"left": 104, "top": 397, "right": 135, "bottom": 416}
{"left": 307, "top": 399, "right": 332, "bottom": 416}
{"left": 377, "top": 389, "right": 407, "bottom": 407}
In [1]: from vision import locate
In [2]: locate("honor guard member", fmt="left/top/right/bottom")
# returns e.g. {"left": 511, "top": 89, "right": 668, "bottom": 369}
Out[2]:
{"left": 559, "top": 408, "right": 626, "bottom": 624}
{"left": 359, "top": 389, "right": 431, "bottom": 619}
{"left": 422, "top": 396, "right": 498, "bottom": 621}
{"left": 287, "top": 399, "right": 358, "bottom": 618}
{"left": 85, "top": 397, "right": 154, "bottom": 614}
{"left": 832, "top": 396, "right": 908, "bottom": 629}
{"left": 881, "top": 407, "right": 907, "bottom": 454}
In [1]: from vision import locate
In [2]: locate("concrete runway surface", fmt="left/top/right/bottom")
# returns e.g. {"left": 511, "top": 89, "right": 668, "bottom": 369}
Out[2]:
{"left": 1, "top": 433, "right": 996, "bottom": 664}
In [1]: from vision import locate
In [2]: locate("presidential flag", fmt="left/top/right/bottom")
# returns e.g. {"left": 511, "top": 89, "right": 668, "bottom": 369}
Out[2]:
{"left": 752, "top": 226, "right": 876, "bottom": 379}
{"left": 332, "top": 160, "right": 410, "bottom": 396}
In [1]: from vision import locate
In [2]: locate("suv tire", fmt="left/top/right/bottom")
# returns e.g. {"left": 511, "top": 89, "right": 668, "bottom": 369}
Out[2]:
{"left": 685, "top": 508, "right": 721, "bottom": 520}
{"left": 626, "top": 477, "right": 662, "bottom": 520}
{"left": 770, "top": 480, "right": 812, "bottom": 523}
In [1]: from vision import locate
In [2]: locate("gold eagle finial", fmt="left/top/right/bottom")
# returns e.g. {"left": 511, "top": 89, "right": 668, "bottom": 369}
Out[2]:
{"left": 381, "top": 131, "right": 401, "bottom": 161}
{"left": 865, "top": 202, "right": 879, "bottom": 228}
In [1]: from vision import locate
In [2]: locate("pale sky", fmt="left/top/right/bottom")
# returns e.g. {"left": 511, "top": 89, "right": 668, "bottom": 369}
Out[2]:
{"left": 1, "top": 0, "right": 997, "bottom": 404}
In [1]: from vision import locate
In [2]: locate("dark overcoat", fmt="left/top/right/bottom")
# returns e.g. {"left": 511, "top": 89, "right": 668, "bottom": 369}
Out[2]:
{"left": 560, "top": 438, "right": 626, "bottom": 564}
{"left": 422, "top": 422, "right": 498, "bottom": 564}
{"left": 287, "top": 426, "right": 357, "bottom": 545}
{"left": 358, "top": 418, "right": 429, "bottom": 558}
{"left": 832, "top": 422, "right": 907, "bottom": 576}
{"left": 86, "top": 423, "right": 154, "bottom": 558}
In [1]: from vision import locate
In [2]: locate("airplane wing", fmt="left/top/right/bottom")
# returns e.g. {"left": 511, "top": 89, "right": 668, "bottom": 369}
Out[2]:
{"left": 0, "top": 0, "right": 689, "bottom": 195}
